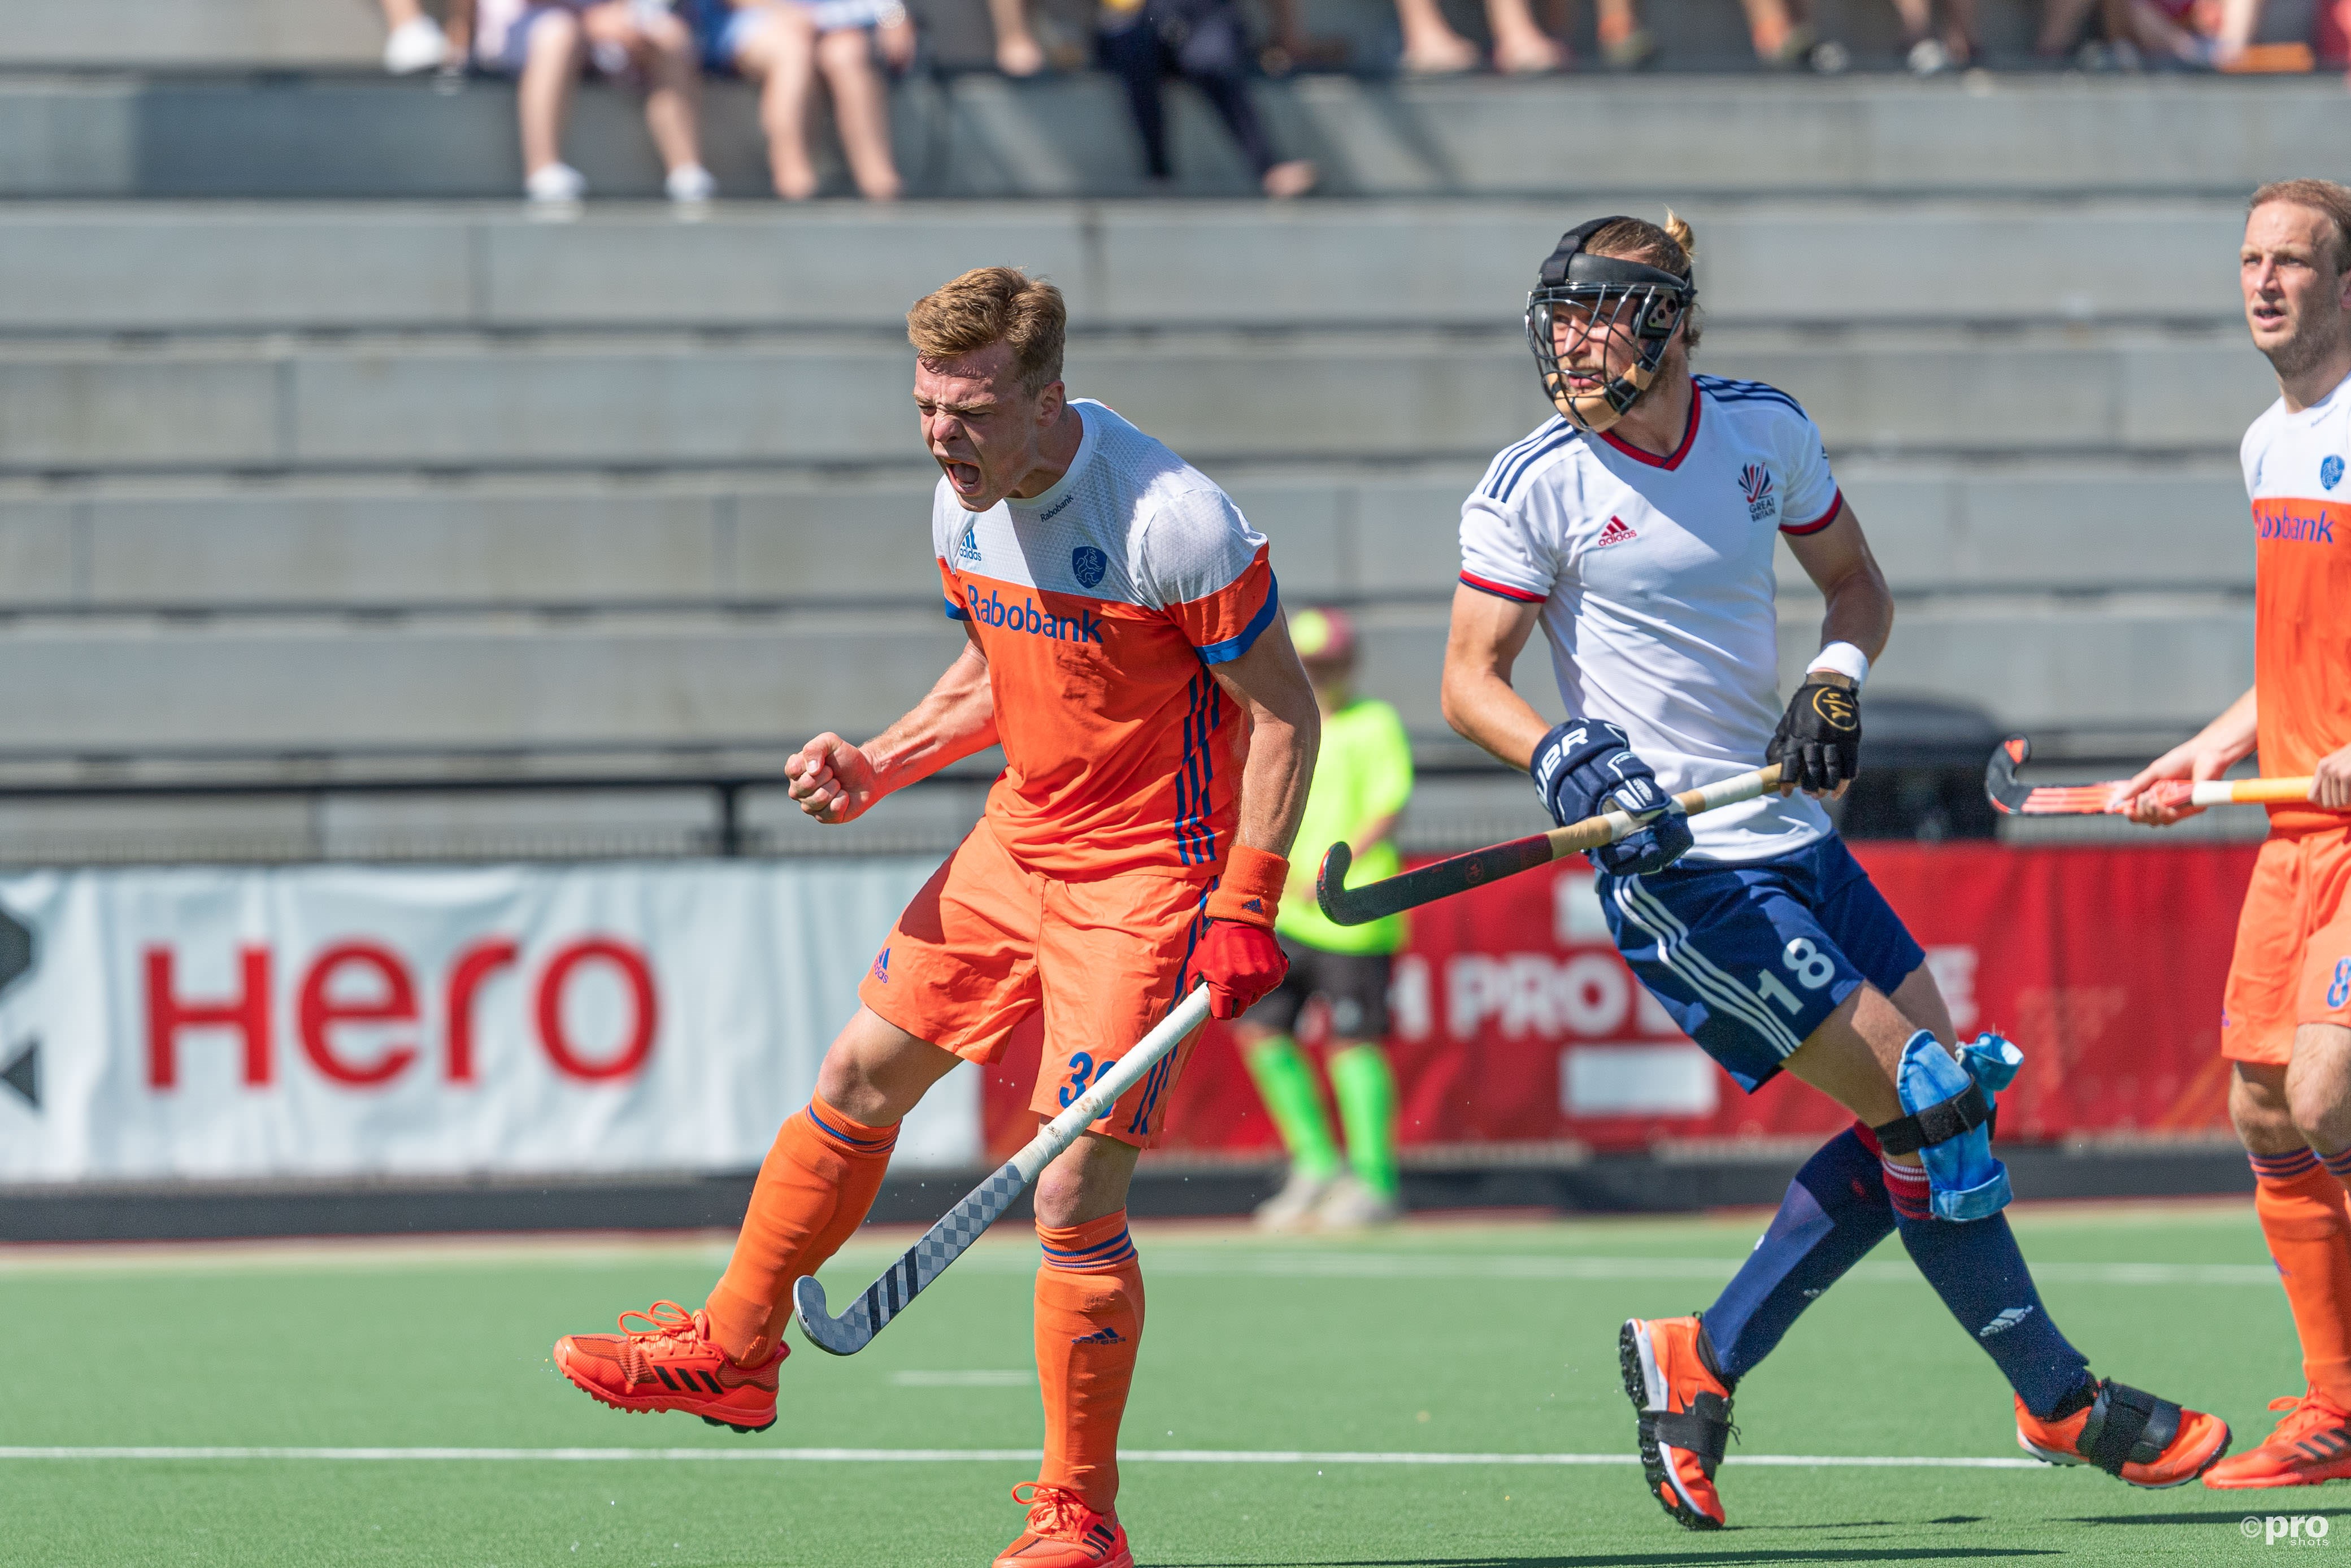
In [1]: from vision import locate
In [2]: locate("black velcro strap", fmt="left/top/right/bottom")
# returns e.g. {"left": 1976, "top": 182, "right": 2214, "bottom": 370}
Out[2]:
{"left": 1646, "top": 1391, "right": 1732, "bottom": 1473}
{"left": 2078, "top": 1382, "right": 2180, "bottom": 1476}
{"left": 1872, "top": 1080, "right": 1991, "bottom": 1158}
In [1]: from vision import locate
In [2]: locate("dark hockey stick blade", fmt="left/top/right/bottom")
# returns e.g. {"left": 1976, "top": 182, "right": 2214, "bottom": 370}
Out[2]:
{"left": 1984, "top": 735, "right": 2036, "bottom": 815}
{"left": 1315, "top": 831, "right": 1555, "bottom": 926}
{"left": 792, "top": 1275, "right": 872, "bottom": 1356}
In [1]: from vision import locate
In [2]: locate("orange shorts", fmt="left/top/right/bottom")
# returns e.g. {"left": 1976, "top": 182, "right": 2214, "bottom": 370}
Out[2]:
{"left": 2223, "top": 826, "right": 2351, "bottom": 1065}
{"left": 857, "top": 818, "right": 1214, "bottom": 1148}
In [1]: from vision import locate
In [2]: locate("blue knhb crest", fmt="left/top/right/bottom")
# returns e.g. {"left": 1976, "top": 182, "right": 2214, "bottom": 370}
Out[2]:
{"left": 1072, "top": 546, "right": 1109, "bottom": 588}
{"left": 2323, "top": 454, "right": 2345, "bottom": 492}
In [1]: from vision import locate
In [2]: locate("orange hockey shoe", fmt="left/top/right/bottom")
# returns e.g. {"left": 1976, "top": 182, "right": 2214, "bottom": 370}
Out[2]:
{"left": 2014, "top": 1378, "right": 2229, "bottom": 1487}
{"left": 1619, "top": 1316, "right": 1732, "bottom": 1530}
{"left": 2204, "top": 1393, "right": 2351, "bottom": 1489}
{"left": 551, "top": 1300, "right": 781, "bottom": 1434}
{"left": 993, "top": 1483, "right": 1133, "bottom": 1568}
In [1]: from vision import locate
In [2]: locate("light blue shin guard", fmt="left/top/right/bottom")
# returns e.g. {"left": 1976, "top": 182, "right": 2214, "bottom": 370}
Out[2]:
{"left": 1892, "top": 1030, "right": 2024, "bottom": 1222}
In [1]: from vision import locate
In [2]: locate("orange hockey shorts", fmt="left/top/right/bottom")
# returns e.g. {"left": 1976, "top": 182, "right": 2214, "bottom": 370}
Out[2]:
{"left": 2223, "top": 825, "right": 2351, "bottom": 1065}
{"left": 857, "top": 819, "right": 1214, "bottom": 1148}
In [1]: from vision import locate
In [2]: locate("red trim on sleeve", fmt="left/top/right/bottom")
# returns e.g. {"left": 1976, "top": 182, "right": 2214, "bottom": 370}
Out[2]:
{"left": 1458, "top": 571, "right": 1548, "bottom": 604}
{"left": 1779, "top": 488, "right": 1844, "bottom": 536}
{"left": 1597, "top": 381, "right": 1702, "bottom": 471}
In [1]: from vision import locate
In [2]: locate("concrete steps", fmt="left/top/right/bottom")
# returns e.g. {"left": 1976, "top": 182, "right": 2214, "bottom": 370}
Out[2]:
{"left": 0, "top": 322, "right": 2273, "bottom": 475}
{"left": 0, "top": 454, "right": 2251, "bottom": 611}
{"left": 5, "top": 72, "right": 2344, "bottom": 200}
{"left": 0, "top": 198, "right": 2253, "bottom": 336}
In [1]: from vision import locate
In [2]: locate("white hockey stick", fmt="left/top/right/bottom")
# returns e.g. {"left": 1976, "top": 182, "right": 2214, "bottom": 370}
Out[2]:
{"left": 792, "top": 984, "right": 1214, "bottom": 1355}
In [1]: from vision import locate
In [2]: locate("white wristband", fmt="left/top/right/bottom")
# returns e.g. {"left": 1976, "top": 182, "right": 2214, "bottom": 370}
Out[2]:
{"left": 1807, "top": 641, "right": 1870, "bottom": 688}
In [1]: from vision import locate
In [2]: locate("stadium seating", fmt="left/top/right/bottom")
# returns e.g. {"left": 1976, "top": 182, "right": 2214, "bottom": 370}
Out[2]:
{"left": 1, "top": 0, "right": 2324, "bottom": 857}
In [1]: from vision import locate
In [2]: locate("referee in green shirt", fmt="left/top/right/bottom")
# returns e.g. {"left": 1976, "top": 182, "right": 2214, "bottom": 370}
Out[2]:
{"left": 1233, "top": 606, "right": 1415, "bottom": 1231}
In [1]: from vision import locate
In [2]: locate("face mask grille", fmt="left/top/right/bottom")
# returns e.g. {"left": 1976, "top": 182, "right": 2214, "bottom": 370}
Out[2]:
{"left": 1524, "top": 281, "right": 1688, "bottom": 433}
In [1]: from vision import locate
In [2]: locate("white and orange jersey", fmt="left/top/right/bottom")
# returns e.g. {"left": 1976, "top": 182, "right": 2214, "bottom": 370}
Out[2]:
{"left": 936, "top": 399, "right": 1277, "bottom": 879}
{"left": 2243, "top": 367, "right": 2351, "bottom": 837}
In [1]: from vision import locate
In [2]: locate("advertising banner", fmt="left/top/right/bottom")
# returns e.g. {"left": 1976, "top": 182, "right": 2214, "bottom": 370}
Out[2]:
{"left": 1079, "top": 842, "right": 2257, "bottom": 1158}
{"left": 0, "top": 861, "right": 980, "bottom": 1183}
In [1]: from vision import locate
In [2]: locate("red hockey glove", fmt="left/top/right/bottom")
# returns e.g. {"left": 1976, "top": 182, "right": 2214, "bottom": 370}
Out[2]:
{"left": 1197, "top": 846, "right": 1290, "bottom": 1020}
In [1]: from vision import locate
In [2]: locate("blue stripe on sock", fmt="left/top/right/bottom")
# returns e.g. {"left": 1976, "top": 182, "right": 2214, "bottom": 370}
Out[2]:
{"left": 806, "top": 1106, "right": 897, "bottom": 1150}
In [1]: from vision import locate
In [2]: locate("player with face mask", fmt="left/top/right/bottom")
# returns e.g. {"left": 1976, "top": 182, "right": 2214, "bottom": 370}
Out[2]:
{"left": 1441, "top": 212, "right": 2231, "bottom": 1529}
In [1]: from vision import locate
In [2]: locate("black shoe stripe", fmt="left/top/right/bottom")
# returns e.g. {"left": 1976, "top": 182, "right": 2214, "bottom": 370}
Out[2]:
{"left": 655, "top": 1367, "right": 679, "bottom": 1391}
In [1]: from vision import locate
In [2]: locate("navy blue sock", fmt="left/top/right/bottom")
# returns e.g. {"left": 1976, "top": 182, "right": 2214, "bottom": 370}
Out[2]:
{"left": 1894, "top": 1209, "right": 2093, "bottom": 1417}
{"left": 1702, "top": 1127, "right": 1898, "bottom": 1384}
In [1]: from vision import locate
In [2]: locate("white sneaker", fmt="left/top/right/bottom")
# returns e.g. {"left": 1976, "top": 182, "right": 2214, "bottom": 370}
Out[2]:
{"left": 1906, "top": 37, "right": 1953, "bottom": 73}
{"left": 1253, "top": 1169, "right": 1335, "bottom": 1232}
{"left": 525, "top": 162, "right": 588, "bottom": 203}
{"left": 1315, "top": 1176, "right": 1402, "bottom": 1232}
{"left": 666, "top": 164, "right": 718, "bottom": 203}
{"left": 383, "top": 16, "right": 449, "bottom": 75}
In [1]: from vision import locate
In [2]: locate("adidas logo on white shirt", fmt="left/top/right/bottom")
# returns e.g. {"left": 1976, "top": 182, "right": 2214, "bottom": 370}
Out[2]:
{"left": 1594, "top": 515, "right": 1637, "bottom": 548}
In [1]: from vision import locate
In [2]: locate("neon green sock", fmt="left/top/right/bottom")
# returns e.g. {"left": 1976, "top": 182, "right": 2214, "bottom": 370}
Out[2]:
{"left": 1243, "top": 1036, "right": 1342, "bottom": 1181}
{"left": 1327, "top": 1043, "right": 1400, "bottom": 1199}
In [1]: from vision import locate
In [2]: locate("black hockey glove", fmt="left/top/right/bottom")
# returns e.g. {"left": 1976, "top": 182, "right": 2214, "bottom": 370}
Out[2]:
{"left": 1530, "top": 718, "right": 1693, "bottom": 878}
{"left": 1768, "top": 674, "right": 1861, "bottom": 795}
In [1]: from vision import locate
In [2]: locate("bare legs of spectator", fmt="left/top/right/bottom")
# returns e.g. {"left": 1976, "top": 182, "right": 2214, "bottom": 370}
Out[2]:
{"left": 2034, "top": 0, "right": 2102, "bottom": 57}
{"left": 2105, "top": 0, "right": 2241, "bottom": 63}
{"left": 1737, "top": 0, "right": 1832, "bottom": 65}
{"left": 989, "top": 0, "right": 1049, "bottom": 75}
{"left": 737, "top": 9, "right": 907, "bottom": 201}
{"left": 380, "top": 0, "right": 451, "bottom": 72}
{"left": 1892, "top": 0, "right": 1976, "bottom": 68}
{"left": 1393, "top": 0, "right": 1566, "bottom": 71}
{"left": 519, "top": 4, "right": 713, "bottom": 205}
{"left": 1538, "top": 0, "right": 1656, "bottom": 68}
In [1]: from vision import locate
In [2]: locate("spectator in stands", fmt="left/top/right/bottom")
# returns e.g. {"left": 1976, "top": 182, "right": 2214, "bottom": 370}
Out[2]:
{"left": 381, "top": 0, "right": 456, "bottom": 72}
{"left": 1392, "top": 0, "right": 1650, "bottom": 72}
{"left": 1732, "top": 0, "right": 1846, "bottom": 67}
{"left": 451, "top": 0, "right": 718, "bottom": 205}
{"left": 1099, "top": 0, "right": 1318, "bottom": 197}
{"left": 1890, "top": 0, "right": 1976, "bottom": 70}
{"left": 987, "top": 0, "right": 1052, "bottom": 73}
{"left": 698, "top": 0, "right": 914, "bottom": 201}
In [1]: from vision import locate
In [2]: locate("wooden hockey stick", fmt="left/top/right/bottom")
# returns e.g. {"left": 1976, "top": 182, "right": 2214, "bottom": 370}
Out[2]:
{"left": 1314, "top": 763, "right": 1784, "bottom": 928}
{"left": 1984, "top": 734, "right": 2318, "bottom": 816}
{"left": 792, "top": 984, "right": 1213, "bottom": 1356}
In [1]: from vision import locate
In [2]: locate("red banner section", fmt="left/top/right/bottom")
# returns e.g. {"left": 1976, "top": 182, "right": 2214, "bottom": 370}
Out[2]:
{"left": 984, "top": 844, "right": 2256, "bottom": 1161}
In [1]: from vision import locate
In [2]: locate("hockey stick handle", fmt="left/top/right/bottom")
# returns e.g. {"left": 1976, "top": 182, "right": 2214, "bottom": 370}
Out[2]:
{"left": 2189, "top": 776, "right": 2315, "bottom": 806}
{"left": 1316, "top": 763, "right": 1782, "bottom": 927}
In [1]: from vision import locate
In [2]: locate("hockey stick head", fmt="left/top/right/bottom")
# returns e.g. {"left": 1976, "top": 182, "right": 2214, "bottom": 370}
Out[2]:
{"left": 1984, "top": 735, "right": 2035, "bottom": 815}
{"left": 791, "top": 1274, "right": 872, "bottom": 1357}
{"left": 1315, "top": 841, "right": 1356, "bottom": 923}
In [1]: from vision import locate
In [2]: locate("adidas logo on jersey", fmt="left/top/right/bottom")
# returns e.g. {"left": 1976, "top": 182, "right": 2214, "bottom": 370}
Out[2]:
{"left": 1979, "top": 1306, "right": 2036, "bottom": 1338}
{"left": 1074, "top": 1326, "right": 1125, "bottom": 1345}
{"left": 1594, "top": 515, "right": 1637, "bottom": 549}
{"left": 870, "top": 948, "right": 890, "bottom": 984}
{"left": 958, "top": 520, "right": 984, "bottom": 564}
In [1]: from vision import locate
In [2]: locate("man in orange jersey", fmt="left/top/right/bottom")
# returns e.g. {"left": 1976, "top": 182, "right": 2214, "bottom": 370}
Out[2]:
{"left": 2120, "top": 179, "right": 2351, "bottom": 1491}
{"left": 550, "top": 267, "right": 1319, "bottom": 1566}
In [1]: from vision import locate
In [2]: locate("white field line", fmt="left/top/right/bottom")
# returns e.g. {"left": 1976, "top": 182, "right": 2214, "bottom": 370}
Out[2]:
{"left": 0, "top": 1245, "right": 2273, "bottom": 1287}
{"left": 0, "top": 1446, "right": 2044, "bottom": 1470}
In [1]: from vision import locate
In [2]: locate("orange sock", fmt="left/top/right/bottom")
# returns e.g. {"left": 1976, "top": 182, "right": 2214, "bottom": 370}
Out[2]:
{"left": 1034, "top": 1211, "right": 1144, "bottom": 1514}
{"left": 2254, "top": 1148, "right": 2351, "bottom": 1410}
{"left": 703, "top": 1096, "right": 896, "bottom": 1365}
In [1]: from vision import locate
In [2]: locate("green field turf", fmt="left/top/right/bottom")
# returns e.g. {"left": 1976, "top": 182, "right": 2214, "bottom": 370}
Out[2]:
{"left": 0, "top": 1202, "right": 2322, "bottom": 1566}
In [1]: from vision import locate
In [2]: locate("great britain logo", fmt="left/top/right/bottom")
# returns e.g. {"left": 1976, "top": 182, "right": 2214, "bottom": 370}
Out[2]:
{"left": 2324, "top": 454, "right": 2345, "bottom": 492}
{"left": 1738, "top": 463, "right": 1778, "bottom": 521}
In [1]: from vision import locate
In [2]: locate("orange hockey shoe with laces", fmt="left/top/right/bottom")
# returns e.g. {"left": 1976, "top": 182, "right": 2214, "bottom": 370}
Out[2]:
{"left": 1619, "top": 1315, "right": 1732, "bottom": 1530}
{"left": 992, "top": 1483, "right": 1133, "bottom": 1568}
{"left": 2204, "top": 1392, "right": 2351, "bottom": 1489}
{"left": 551, "top": 1300, "right": 781, "bottom": 1434}
{"left": 2014, "top": 1378, "right": 2229, "bottom": 1487}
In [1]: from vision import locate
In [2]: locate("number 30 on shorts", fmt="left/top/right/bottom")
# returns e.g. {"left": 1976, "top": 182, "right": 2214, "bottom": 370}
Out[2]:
{"left": 1757, "top": 937, "right": 1836, "bottom": 1014}
{"left": 2330, "top": 958, "right": 2351, "bottom": 1011}
{"left": 1058, "top": 1051, "right": 1119, "bottom": 1107}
